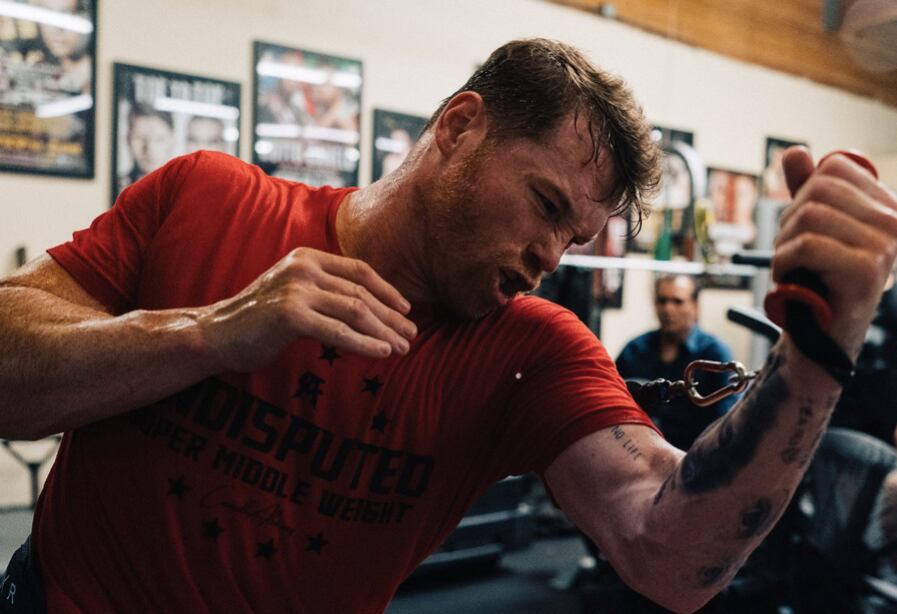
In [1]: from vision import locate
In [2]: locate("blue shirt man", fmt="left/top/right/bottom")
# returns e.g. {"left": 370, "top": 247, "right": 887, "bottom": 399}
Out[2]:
{"left": 616, "top": 274, "right": 735, "bottom": 450}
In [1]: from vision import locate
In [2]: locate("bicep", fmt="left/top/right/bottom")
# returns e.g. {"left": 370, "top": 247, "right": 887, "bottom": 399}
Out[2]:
{"left": 545, "top": 423, "right": 682, "bottom": 560}
{"left": 1, "top": 254, "right": 110, "bottom": 314}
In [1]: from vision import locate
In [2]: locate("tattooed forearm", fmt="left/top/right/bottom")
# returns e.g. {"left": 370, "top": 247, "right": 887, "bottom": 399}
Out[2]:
{"left": 780, "top": 403, "right": 814, "bottom": 464}
{"left": 678, "top": 351, "right": 790, "bottom": 494}
{"left": 695, "top": 556, "right": 739, "bottom": 588}
{"left": 737, "top": 489, "right": 789, "bottom": 539}
{"left": 610, "top": 425, "right": 644, "bottom": 462}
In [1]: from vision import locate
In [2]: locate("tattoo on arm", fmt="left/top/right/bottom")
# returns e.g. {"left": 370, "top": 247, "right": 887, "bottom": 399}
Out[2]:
{"left": 737, "top": 489, "right": 789, "bottom": 539}
{"left": 678, "top": 351, "right": 790, "bottom": 494}
{"left": 780, "top": 403, "right": 814, "bottom": 464}
{"left": 695, "top": 556, "right": 738, "bottom": 588}
{"left": 610, "top": 425, "right": 644, "bottom": 462}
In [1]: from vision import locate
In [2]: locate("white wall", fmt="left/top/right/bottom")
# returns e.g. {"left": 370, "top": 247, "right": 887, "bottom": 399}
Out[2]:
{"left": 3, "top": 0, "right": 897, "bottom": 273}
{"left": 3, "top": 0, "right": 897, "bottom": 504}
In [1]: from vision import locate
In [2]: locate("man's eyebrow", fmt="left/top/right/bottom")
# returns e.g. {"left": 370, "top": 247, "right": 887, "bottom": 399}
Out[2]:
{"left": 541, "top": 181, "right": 573, "bottom": 216}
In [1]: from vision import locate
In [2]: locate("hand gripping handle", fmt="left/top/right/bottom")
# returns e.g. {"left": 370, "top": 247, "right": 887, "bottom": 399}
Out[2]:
{"left": 763, "top": 150, "right": 879, "bottom": 331}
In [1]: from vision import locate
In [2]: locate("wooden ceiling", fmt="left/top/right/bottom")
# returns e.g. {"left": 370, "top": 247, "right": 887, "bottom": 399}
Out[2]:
{"left": 548, "top": 0, "right": 897, "bottom": 108}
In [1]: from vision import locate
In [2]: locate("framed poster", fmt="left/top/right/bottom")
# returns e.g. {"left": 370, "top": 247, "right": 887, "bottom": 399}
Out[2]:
{"left": 371, "top": 109, "right": 426, "bottom": 182}
{"left": 629, "top": 125, "right": 696, "bottom": 256}
{"left": 761, "top": 136, "right": 805, "bottom": 202}
{"left": 700, "top": 167, "right": 760, "bottom": 289}
{"left": 593, "top": 214, "right": 629, "bottom": 308}
{"left": 253, "top": 41, "right": 362, "bottom": 187}
{"left": 0, "top": 0, "right": 97, "bottom": 177}
{"left": 112, "top": 63, "right": 241, "bottom": 203}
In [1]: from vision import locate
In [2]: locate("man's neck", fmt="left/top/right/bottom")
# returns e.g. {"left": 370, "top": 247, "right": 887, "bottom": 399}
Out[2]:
{"left": 658, "top": 327, "right": 693, "bottom": 363}
{"left": 334, "top": 161, "right": 435, "bottom": 305}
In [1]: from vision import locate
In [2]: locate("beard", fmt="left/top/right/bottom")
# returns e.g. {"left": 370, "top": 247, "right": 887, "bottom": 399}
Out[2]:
{"left": 417, "top": 142, "right": 507, "bottom": 321}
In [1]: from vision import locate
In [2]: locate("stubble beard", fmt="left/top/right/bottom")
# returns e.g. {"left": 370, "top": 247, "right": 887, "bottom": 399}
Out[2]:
{"left": 420, "top": 144, "right": 499, "bottom": 321}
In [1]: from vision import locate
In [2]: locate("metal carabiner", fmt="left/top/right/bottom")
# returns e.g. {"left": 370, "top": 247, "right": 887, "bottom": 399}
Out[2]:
{"left": 684, "top": 359, "right": 759, "bottom": 407}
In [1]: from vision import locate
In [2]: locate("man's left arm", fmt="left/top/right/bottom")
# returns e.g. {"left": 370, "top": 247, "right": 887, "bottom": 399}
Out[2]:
{"left": 545, "top": 150, "right": 897, "bottom": 613}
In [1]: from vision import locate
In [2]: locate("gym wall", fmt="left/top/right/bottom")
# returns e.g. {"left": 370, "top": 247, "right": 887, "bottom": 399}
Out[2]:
{"left": 2, "top": 0, "right": 897, "bottom": 362}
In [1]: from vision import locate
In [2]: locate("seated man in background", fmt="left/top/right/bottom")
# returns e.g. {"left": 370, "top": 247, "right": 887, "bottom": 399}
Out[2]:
{"left": 616, "top": 274, "right": 736, "bottom": 449}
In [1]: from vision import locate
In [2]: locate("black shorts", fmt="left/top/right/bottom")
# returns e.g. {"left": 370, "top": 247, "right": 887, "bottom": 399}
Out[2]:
{"left": 1, "top": 536, "right": 46, "bottom": 614}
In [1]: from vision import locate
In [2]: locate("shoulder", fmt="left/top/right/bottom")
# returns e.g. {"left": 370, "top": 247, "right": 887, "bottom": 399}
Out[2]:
{"left": 502, "top": 295, "right": 586, "bottom": 338}
{"left": 619, "top": 330, "right": 657, "bottom": 355}
{"left": 690, "top": 327, "right": 733, "bottom": 358}
{"left": 498, "top": 296, "right": 606, "bottom": 357}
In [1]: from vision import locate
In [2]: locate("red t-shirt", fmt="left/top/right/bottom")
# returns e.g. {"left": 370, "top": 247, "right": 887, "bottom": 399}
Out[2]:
{"left": 39, "top": 151, "right": 656, "bottom": 613}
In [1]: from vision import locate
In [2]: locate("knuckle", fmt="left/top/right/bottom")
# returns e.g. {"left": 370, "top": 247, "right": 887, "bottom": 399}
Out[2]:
{"left": 331, "top": 321, "right": 352, "bottom": 345}
{"left": 348, "top": 297, "right": 367, "bottom": 319}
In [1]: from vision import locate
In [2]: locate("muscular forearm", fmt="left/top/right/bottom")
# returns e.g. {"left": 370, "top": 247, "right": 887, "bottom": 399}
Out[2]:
{"left": 643, "top": 337, "right": 840, "bottom": 610}
{"left": 0, "top": 285, "right": 211, "bottom": 439}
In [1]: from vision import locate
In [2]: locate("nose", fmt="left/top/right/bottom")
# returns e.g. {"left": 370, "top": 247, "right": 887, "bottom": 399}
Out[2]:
{"left": 526, "top": 236, "right": 566, "bottom": 274}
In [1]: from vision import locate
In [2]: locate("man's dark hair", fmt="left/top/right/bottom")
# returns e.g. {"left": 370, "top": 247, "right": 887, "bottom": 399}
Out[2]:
{"left": 424, "top": 38, "right": 661, "bottom": 231}
{"left": 654, "top": 274, "right": 700, "bottom": 301}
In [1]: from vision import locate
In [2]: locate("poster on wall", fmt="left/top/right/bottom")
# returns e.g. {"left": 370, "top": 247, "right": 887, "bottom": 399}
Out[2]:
{"left": 112, "top": 63, "right": 241, "bottom": 203}
{"left": 0, "top": 0, "right": 97, "bottom": 177}
{"left": 629, "top": 125, "right": 696, "bottom": 257}
{"left": 593, "top": 214, "right": 629, "bottom": 309}
{"left": 253, "top": 41, "right": 362, "bottom": 187}
{"left": 700, "top": 167, "right": 759, "bottom": 289}
{"left": 371, "top": 109, "right": 426, "bottom": 182}
{"left": 761, "top": 136, "right": 805, "bottom": 202}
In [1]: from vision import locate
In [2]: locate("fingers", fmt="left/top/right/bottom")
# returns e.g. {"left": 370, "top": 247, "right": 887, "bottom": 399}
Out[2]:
{"left": 812, "top": 153, "right": 897, "bottom": 209}
{"left": 775, "top": 201, "right": 889, "bottom": 253}
{"left": 782, "top": 146, "right": 815, "bottom": 198}
{"left": 299, "top": 309, "right": 394, "bottom": 359}
{"left": 318, "top": 274, "right": 417, "bottom": 340}
{"left": 282, "top": 248, "right": 417, "bottom": 357}
{"left": 778, "top": 173, "right": 897, "bottom": 240}
{"left": 308, "top": 289, "right": 412, "bottom": 355}
{"left": 772, "top": 232, "right": 880, "bottom": 293}
{"left": 313, "top": 250, "right": 411, "bottom": 315}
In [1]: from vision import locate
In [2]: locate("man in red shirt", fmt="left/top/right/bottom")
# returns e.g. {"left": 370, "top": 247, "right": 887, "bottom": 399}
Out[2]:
{"left": 1, "top": 38, "right": 896, "bottom": 613}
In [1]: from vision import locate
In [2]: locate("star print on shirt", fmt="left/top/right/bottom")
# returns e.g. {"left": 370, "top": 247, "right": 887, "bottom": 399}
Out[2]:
{"left": 294, "top": 371, "right": 325, "bottom": 408}
{"left": 319, "top": 345, "right": 341, "bottom": 366}
{"left": 167, "top": 476, "right": 190, "bottom": 500}
{"left": 306, "top": 532, "right": 329, "bottom": 554}
{"left": 256, "top": 538, "right": 278, "bottom": 560}
{"left": 202, "top": 518, "right": 224, "bottom": 541}
{"left": 361, "top": 376, "right": 383, "bottom": 396}
{"left": 371, "top": 411, "right": 391, "bottom": 433}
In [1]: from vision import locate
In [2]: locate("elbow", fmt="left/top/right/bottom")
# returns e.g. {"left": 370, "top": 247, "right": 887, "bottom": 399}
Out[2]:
{"left": 592, "top": 531, "right": 728, "bottom": 614}
{"left": 0, "top": 395, "right": 61, "bottom": 441}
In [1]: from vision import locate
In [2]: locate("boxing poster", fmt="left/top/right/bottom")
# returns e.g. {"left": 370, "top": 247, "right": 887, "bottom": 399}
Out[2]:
{"left": 761, "top": 136, "right": 806, "bottom": 202}
{"left": 700, "top": 167, "right": 760, "bottom": 289}
{"left": 0, "top": 0, "right": 97, "bottom": 177}
{"left": 112, "top": 63, "right": 241, "bottom": 203}
{"left": 371, "top": 109, "right": 426, "bottom": 182}
{"left": 628, "top": 125, "right": 696, "bottom": 256}
{"left": 252, "top": 41, "right": 362, "bottom": 187}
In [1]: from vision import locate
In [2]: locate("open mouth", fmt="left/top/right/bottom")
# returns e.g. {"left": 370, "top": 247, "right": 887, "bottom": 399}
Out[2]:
{"left": 499, "top": 269, "right": 534, "bottom": 299}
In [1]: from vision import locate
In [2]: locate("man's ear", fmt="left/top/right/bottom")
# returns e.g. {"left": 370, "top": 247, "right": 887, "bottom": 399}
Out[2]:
{"left": 433, "top": 92, "right": 488, "bottom": 159}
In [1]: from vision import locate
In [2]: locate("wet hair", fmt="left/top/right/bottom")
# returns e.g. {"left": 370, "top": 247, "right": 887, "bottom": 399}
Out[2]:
{"left": 425, "top": 38, "right": 661, "bottom": 231}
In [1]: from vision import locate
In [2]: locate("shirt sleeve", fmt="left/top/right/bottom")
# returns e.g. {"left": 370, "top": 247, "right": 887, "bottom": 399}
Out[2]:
{"left": 497, "top": 309, "right": 662, "bottom": 476}
{"left": 46, "top": 154, "right": 202, "bottom": 314}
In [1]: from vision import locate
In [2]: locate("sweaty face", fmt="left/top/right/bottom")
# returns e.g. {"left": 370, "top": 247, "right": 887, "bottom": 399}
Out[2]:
{"left": 421, "top": 114, "right": 618, "bottom": 320}
{"left": 655, "top": 278, "right": 698, "bottom": 339}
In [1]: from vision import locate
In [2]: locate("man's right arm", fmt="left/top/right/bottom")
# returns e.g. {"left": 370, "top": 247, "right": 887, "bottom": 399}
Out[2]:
{"left": 0, "top": 249, "right": 416, "bottom": 440}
